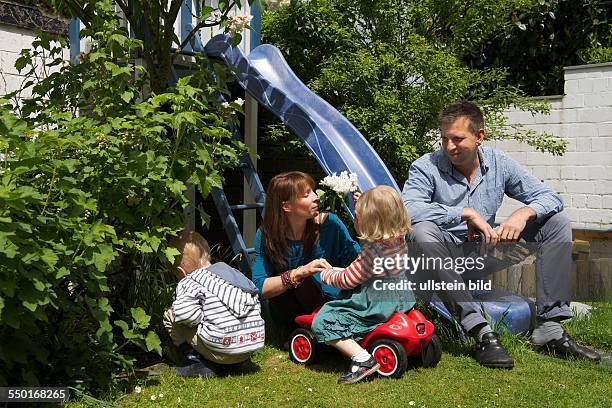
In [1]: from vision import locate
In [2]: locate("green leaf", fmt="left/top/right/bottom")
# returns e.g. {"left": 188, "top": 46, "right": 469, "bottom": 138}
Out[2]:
{"left": 114, "top": 319, "right": 138, "bottom": 340}
{"left": 115, "top": 319, "right": 129, "bottom": 333}
{"left": 14, "top": 55, "right": 28, "bottom": 72}
{"left": 97, "top": 297, "right": 113, "bottom": 314}
{"left": 231, "top": 33, "right": 243, "bottom": 47}
{"left": 121, "top": 91, "right": 134, "bottom": 103}
{"left": 145, "top": 331, "right": 162, "bottom": 355}
{"left": 164, "top": 246, "right": 180, "bottom": 264}
{"left": 40, "top": 248, "right": 59, "bottom": 268}
{"left": 23, "top": 300, "right": 37, "bottom": 312}
{"left": 32, "top": 279, "right": 46, "bottom": 291}
{"left": 91, "top": 244, "right": 117, "bottom": 272}
{"left": 62, "top": 159, "right": 79, "bottom": 173}
{"left": 55, "top": 267, "right": 70, "bottom": 279}
{"left": 131, "top": 307, "right": 150, "bottom": 329}
{"left": 168, "top": 179, "right": 186, "bottom": 195}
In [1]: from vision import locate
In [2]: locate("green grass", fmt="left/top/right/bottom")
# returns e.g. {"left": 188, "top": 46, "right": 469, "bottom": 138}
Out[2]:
{"left": 70, "top": 303, "right": 612, "bottom": 408}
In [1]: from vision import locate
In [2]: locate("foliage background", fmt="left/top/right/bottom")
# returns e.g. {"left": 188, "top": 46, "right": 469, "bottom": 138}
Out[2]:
{"left": 260, "top": 0, "right": 611, "bottom": 181}
{"left": 0, "top": 0, "right": 248, "bottom": 392}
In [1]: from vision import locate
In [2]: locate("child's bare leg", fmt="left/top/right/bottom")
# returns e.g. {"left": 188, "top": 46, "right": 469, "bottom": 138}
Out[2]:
{"left": 326, "top": 338, "right": 379, "bottom": 384}
{"left": 326, "top": 338, "right": 365, "bottom": 358}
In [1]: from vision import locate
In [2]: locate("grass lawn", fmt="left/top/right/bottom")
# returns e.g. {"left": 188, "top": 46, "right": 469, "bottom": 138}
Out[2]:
{"left": 71, "top": 303, "right": 611, "bottom": 407}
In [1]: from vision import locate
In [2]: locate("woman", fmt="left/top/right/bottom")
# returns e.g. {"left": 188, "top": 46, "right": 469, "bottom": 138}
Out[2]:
{"left": 251, "top": 171, "right": 360, "bottom": 328}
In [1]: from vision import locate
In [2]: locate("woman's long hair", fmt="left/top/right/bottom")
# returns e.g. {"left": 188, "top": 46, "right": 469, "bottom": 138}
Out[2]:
{"left": 261, "top": 171, "right": 319, "bottom": 273}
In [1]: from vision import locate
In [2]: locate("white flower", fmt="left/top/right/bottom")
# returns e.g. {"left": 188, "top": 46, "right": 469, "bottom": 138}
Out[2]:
{"left": 150, "top": 395, "right": 157, "bottom": 401}
{"left": 267, "top": 0, "right": 291, "bottom": 11}
{"left": 234, "top": 97, "right": 244, "bottom": 106}
{"left": 134, "top": 386, "right": 142, "bottom": 394}
{"left": 227, "top": 15, "right": 252, "bottom": 36}
{"left": 307, "top": 388, "right": 313, "bottom": 392}
{"left": 158, "top": 393, "right": 164, "bottom": 398}
{"left": 409, "top": 402, "right": 415, "bottom": 406}
{"left": 221, "top": 101, "right": 230, "bottom": 109}
{"left": 320, "top": 171, "right": 359, "bottom": 194}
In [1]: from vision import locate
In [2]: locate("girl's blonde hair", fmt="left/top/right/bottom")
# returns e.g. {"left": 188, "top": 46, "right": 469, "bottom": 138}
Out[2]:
{"left": 355, "top": 185, "right": 411, "bottom": 241}
{"left": 170, "top": 231, "right": 211, "bottom": 274}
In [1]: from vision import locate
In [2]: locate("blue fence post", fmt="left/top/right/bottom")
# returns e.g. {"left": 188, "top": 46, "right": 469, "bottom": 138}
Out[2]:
{"left": 69, "top": 18, "right": 80, "bottom": 65}
{"left": 181, "top": 0, "right": 193, "bottom": 53}
{"left": 250, "top": 0, "right": 261, "bottom": 51}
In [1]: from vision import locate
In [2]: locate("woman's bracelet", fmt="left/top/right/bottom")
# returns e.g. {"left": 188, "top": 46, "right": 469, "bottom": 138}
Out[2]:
{"left": 281, "top": 268, "right": 301, "bottom": 289}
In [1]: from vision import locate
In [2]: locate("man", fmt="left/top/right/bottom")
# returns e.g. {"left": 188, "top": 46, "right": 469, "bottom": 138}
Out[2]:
{"left": 402, "top": 101, "right": 600, "bottom": 368}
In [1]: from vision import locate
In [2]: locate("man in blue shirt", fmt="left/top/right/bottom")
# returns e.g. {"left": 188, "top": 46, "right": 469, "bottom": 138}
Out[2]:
{"left": 402, "top": 101, "right": 600, "bottom": 368}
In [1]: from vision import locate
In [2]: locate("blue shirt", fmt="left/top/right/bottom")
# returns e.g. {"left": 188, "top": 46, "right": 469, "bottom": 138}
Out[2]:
{"left": 401, "top": 146, "right": 563, "bottom": 236}
{"left": 251, "top": 213, "right": 360, "bottom": 298}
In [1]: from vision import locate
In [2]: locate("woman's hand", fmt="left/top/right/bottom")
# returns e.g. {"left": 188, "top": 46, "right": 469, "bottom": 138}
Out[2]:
{"left": 291, "top": 258, "right": 332, "bottom": 282}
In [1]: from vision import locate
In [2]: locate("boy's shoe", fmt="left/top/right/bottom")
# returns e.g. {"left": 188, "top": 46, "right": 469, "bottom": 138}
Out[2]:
{"left": 337, "top": 357, "right": 380, "bottom": 385}
{"left": 472, "top": 332, "right": 514, "bottom": 369}
{"left": 178, "top": 343, "right": 204, "bottom": 365}
{"left": 174, "top": 361, "right": 217, "bottom": 378}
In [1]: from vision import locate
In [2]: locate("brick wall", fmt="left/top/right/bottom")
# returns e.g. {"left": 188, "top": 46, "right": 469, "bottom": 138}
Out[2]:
{"left": 0, "top": 23, "right": 37, "bottom": 96}
{"left": 0, "top": 1, "right": 68, "bottom": 96}
{"left": 490, "top": 62, "right": 612, "bottom": 232}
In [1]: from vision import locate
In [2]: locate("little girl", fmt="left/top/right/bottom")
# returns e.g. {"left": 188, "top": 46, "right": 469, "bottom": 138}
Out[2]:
{"left": 311, "top": 185, "right": 414, "bottom": 384}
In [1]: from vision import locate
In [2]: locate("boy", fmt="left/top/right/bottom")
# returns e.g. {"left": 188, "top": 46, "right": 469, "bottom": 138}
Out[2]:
{"left": 164, "top": 231, "right": 264, "bottom": 377}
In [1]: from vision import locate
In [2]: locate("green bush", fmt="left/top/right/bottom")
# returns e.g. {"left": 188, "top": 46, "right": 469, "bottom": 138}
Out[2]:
{"left": 262, "top": 0, "right": 566, "bottom": 181}
{"left": 0, "top": 5, "right": 244, "bottom": 391}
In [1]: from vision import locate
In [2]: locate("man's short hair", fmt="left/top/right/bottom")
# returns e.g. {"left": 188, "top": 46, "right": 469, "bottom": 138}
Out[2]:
{"left": 438, "top": 101, "right": 484, "bottom": 134}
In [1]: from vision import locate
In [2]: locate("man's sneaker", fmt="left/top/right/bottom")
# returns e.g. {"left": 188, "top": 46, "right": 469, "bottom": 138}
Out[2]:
{"left": 337, "top": 356, "right": 380, "bottom": 385}
{"left": 472, "top": 332, "right": 514, "bottom": 369}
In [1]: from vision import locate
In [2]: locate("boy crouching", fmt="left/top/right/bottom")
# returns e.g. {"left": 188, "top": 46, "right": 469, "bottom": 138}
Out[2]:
{"left": 164, "top": 231, "right": 264, "bottom": 377}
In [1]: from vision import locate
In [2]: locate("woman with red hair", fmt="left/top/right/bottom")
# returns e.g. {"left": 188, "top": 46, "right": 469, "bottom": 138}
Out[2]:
{"left": 252, "top": 171, "right": 360, "bottom": 328}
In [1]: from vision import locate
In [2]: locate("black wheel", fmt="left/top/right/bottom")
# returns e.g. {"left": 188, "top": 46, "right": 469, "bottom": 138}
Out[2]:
{"left": 289, "top": 328, "right": 318, "bottom": 365}
{"left": 421, "top": 334, "right": 442, "bottom": 368}
{"left": 369, "top": 339, "right": 408, "bottom": 378}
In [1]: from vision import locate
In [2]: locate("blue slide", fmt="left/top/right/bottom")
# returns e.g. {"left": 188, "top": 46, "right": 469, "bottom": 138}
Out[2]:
{"left": 203, "top": 34, "right": 534, "bottom": 335}
{"left": 204, "top": 34, "right": 398, "bottom": 196}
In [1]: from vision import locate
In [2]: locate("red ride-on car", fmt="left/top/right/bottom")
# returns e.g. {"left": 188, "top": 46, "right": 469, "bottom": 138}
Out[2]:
{"left": 289, "top": 308, "right": 442, "bottom": 378}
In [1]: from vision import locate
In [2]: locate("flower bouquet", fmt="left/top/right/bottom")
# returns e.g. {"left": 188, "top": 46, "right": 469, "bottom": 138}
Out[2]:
{"left": 316, "top": 171, "right": 359, "bottom": 217}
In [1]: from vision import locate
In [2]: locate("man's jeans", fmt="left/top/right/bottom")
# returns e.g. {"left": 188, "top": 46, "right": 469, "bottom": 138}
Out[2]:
{"left": 407, "top": 213, "right": 573, "bottom": 333}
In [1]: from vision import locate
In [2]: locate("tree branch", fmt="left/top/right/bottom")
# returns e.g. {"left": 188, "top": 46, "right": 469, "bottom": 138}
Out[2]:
{"left": 175, "top": 1, "right": 236, "bottom": 54}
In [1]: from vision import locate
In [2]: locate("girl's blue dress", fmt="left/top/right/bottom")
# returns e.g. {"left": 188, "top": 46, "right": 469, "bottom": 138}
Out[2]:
{"left": 311, "top": 242, "right": 415, "bottom": 342}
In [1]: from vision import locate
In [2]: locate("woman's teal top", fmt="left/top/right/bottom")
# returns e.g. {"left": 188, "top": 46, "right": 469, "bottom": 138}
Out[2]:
{"left": 251, "top": 213, "right": 360, "bottom": 299}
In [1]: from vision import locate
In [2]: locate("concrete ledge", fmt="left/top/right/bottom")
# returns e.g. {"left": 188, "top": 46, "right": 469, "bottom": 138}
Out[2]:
{"left": 564, "top": 62, "right": 612, "bottom": 71}
{"left": 0, "top": 1, "right": 68, "bottom": 35}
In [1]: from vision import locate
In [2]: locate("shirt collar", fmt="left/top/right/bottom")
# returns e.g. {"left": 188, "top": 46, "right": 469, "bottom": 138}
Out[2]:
{"left": 436, "top": 146, "right": 489, "bottom": 176}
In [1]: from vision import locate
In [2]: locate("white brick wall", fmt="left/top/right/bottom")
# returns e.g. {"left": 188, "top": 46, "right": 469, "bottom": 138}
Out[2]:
{"left": 0, "top": 24, "right": 35, "bottom": 95}
{"left": 491, "top": 62, "right": 612, "bottom": 231}
{"left": 0, "top": 23, "right": 70, "bottom": 97}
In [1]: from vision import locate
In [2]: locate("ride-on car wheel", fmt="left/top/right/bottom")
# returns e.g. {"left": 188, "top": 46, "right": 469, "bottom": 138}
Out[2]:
{"left": 421, "top": 333, "right": 442, "bottom": 368}
{"left": 289, "top": 328, "right": 318, "bottom": 365}
{"left": 369, "top": 339, "right": 408, "bottom": 378}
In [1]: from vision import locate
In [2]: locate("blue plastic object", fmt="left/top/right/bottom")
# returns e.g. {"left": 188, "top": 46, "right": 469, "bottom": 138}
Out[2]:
{"left": 430, "top": 290, "right": 535, "bottom": 335}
